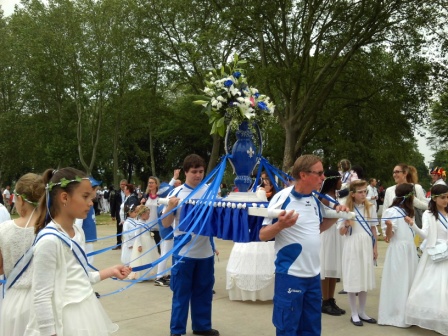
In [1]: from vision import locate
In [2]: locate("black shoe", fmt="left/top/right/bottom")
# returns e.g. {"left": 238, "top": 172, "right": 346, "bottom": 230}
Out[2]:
{"left": 193, "top": 329, "right": 220, "bottom": 336}
{"left": 95, "top": 292, "right": 100, "bottom": 299}
{"left": 338, "top": 289, "right": 347, "bottom": 294}
{"left": 112, "top": 246, "right": 121, "bottom": 250}
{"left": 359, "top": 316, "right": 377, "bottom": 324}
{"left": 155, "top": 278, "right": 169, "bottom": 287}
{"left": 322, "top": 300, "right": 341, "bottom": 316}
{"left": 212, "top": 289, "right": 216, "bottom": 294}
{"left": 328, "top": 298, "right": 346, "bottom": 314}
{"left": 350, "top": 317, "right": 363, "bottom": 327}
{"left": 163, "top": 275, "right": 171, "bottom": 284}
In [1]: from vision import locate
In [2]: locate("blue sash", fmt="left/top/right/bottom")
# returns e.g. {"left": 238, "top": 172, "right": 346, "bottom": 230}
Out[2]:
{"left": 438, "top": 212, "right": 448, "bottom": 230}
{"left": 354, "top": 206, "right": 376, "bottom": 247}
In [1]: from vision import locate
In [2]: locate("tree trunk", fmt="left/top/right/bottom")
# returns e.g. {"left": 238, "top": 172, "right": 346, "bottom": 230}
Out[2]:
{"left": 207, "top": 134, "right": 221, "bottom": 174}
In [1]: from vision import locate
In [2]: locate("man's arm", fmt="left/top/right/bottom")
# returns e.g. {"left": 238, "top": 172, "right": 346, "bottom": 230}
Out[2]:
{"left": 161, "top": 197, "right": 179, "bottom": 228}
{"left": 259, "top": 210, "right": 298, "bottom": 241}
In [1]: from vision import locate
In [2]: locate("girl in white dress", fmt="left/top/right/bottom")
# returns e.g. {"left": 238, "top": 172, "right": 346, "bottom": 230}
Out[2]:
{"left": 129, "top": 205, "right": 159, "bottom": 280}
{"left": 339, "top": 180, "right": 378, "bottom": 327}
{"left": 0, "top": 173, "right": 44, "bottom": 336}
{"left": 319, "top": 170, "right": 345, "bottom": 316}
{"left": 378, "top": 183, "right": 423, "bottom": 327}
{"left": 121, "top": 204, "right": 139, "bottom": 265}
{"left": 405, "top": 184, "right": 448, "bottom": 335}
{"left": 25, "top": 167, "right": 131, "bottom": 336}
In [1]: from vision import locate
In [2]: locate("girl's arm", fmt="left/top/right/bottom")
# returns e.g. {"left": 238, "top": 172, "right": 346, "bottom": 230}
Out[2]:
{"left": 99, "top": 265, "right": 131, "bottom": 281}
{"left": 33, "top": 238, "right": 59, "bottom": 336}
{"left": 407, "top": 214, "right": 428, "bottom": 239}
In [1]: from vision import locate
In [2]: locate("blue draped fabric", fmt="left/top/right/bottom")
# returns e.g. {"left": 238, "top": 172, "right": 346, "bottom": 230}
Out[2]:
{"left": 178, "top": 202, "right": 269, "bottom": 242}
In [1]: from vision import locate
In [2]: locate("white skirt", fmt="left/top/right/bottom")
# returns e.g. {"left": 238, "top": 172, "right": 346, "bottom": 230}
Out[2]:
{"left": 405, "top": 252, "right": 448, "bottom": 335}
{"left": 226, "top": 241, "right": 275, "bottom": 301}
{"left": 320, "top": 224, "right": 344, "bottom": 279}
{"left": 342, "top": 233, "right": 375, "bottom": 292}
{"left": 130, "top": 232, "right": 159, "bottom": 279}
{"left": 25, "top": 292, "right": 118, "bottom": 335}
{"left": 0, "top": 287, "right": 32, "bottom": 336}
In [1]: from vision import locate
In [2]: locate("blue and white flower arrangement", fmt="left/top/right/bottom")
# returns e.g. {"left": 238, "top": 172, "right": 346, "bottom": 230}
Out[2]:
{"left": 194, "top": 55, "right": 275, "bottom": 136}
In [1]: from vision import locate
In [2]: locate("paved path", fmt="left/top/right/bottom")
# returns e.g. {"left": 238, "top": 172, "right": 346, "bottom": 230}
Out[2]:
{"left": 92, "top": 219, "right": 437, "bottom": 336}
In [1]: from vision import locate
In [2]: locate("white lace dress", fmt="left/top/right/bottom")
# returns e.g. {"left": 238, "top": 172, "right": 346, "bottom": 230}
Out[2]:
{"left": 226, "top": 241, "right": 275, "bottom": 301}
{"left": 0, "top": 219, "right": 35, "bottom": 336}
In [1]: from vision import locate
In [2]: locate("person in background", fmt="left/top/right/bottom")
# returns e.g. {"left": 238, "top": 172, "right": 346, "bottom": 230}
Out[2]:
{"left": 110, "top": 179, "right": 128, "bottom": 250}
{"left": 430, "top": 167, "right": 446, "bottom": 187}
{"left": 74, "top": 177, "right": 101, "bottom": 264}
{"left": 219, "top": 183, "right": 229, "bottom": 198}
{"left": 367, "top": 178, "right": 381, "bottom": 236}
{"left": 319, "top": 170, "right": 346, "bottom": 316}
{"left": 0, "top": 173, "right": 44, "bottom": 336}
{"left": 2, "top": 186, "right": 11, "bottom": 213}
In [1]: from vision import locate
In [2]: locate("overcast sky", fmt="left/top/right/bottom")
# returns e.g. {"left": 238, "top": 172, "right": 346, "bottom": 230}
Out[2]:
{"left": 0, "top": 0, "right": 436, "bottom": 165}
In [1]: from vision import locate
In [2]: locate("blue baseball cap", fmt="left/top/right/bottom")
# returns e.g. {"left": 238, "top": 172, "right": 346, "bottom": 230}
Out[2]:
{"left": 88, "top": 176, "right": 102, "bottom": 187}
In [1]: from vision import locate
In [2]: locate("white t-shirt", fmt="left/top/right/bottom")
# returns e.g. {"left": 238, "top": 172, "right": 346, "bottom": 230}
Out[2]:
{"left": 165, "top": 183, "right": 213, "bottom": 259}
{"left": 3, "top": 189, "right": 10, "bottom": 201}
{"left": 262, "top": 186, "right": 322, "bottom": 278}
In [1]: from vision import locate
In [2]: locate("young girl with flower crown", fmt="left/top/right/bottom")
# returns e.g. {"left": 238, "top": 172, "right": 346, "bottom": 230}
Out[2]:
{"left": 405, "top": 184, "right": 448, "bottom": 335}
{"left": 339, "top": 180, "right": 378, "bottom": 327}
{"left": 25, "top": 168, "right": 131, "bottom": 335}
{"left": 378, "top": 183, "right": 423, "bottom": 327}
{"left": 129, "top": 205, "right": 159, "bottom": 280}
{"left": 0, "top": 173, "right": 44, "bottom": 336}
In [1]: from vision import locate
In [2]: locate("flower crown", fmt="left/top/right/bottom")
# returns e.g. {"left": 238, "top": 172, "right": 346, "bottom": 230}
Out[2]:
{"left": 194, "top": 54, "right": 275, "bottom": 136}
{"left": 47, "top": 177, "right": 90, "bottom": 191}
{"left": 14, "top": 190, "right": 39, "bottom": 207}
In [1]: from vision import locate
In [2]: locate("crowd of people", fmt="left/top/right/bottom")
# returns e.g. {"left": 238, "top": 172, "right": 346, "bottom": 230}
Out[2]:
{"left": 0, "top": 156, "right": 447, "bottom": 336}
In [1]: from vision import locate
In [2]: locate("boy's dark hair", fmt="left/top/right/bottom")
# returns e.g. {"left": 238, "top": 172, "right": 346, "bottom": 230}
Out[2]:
{"left": 183, "top": 154, "right": 206, "bottom": 172}
{"left": 320, "top": 169, "right": 341, "bottom": 194}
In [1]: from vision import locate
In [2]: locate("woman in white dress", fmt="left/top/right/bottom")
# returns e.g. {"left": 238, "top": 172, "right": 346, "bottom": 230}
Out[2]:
{"left": 226, "top": 178, "right": 276, "bottom": 301}
{"left": 405, "top": 184, "right": 448, "bottom": 335}
{"left": 339, "top": 180, "right": 378, "bottom": 327}
{"left": 319, "top": 170, "right": 345, "bottom": 316}
{"left": 129, "top": 205, "right": 159, "bottom": 280}
{"left": 383, "top": 164, "right": 428, "bottom": 235}
{"left": 378, "top": 183, "right": 424, "bottom": 327}
{"left": 0, "top": 173, "right": 44, "bottom": 335}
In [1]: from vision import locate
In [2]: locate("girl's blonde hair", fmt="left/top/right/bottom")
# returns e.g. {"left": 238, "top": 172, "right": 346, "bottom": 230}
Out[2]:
{"left": 135, "top": 205, "right": 150, "bottom": 218}
{"left": 345, "top": 179, "right": 372, "bottom": 217}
